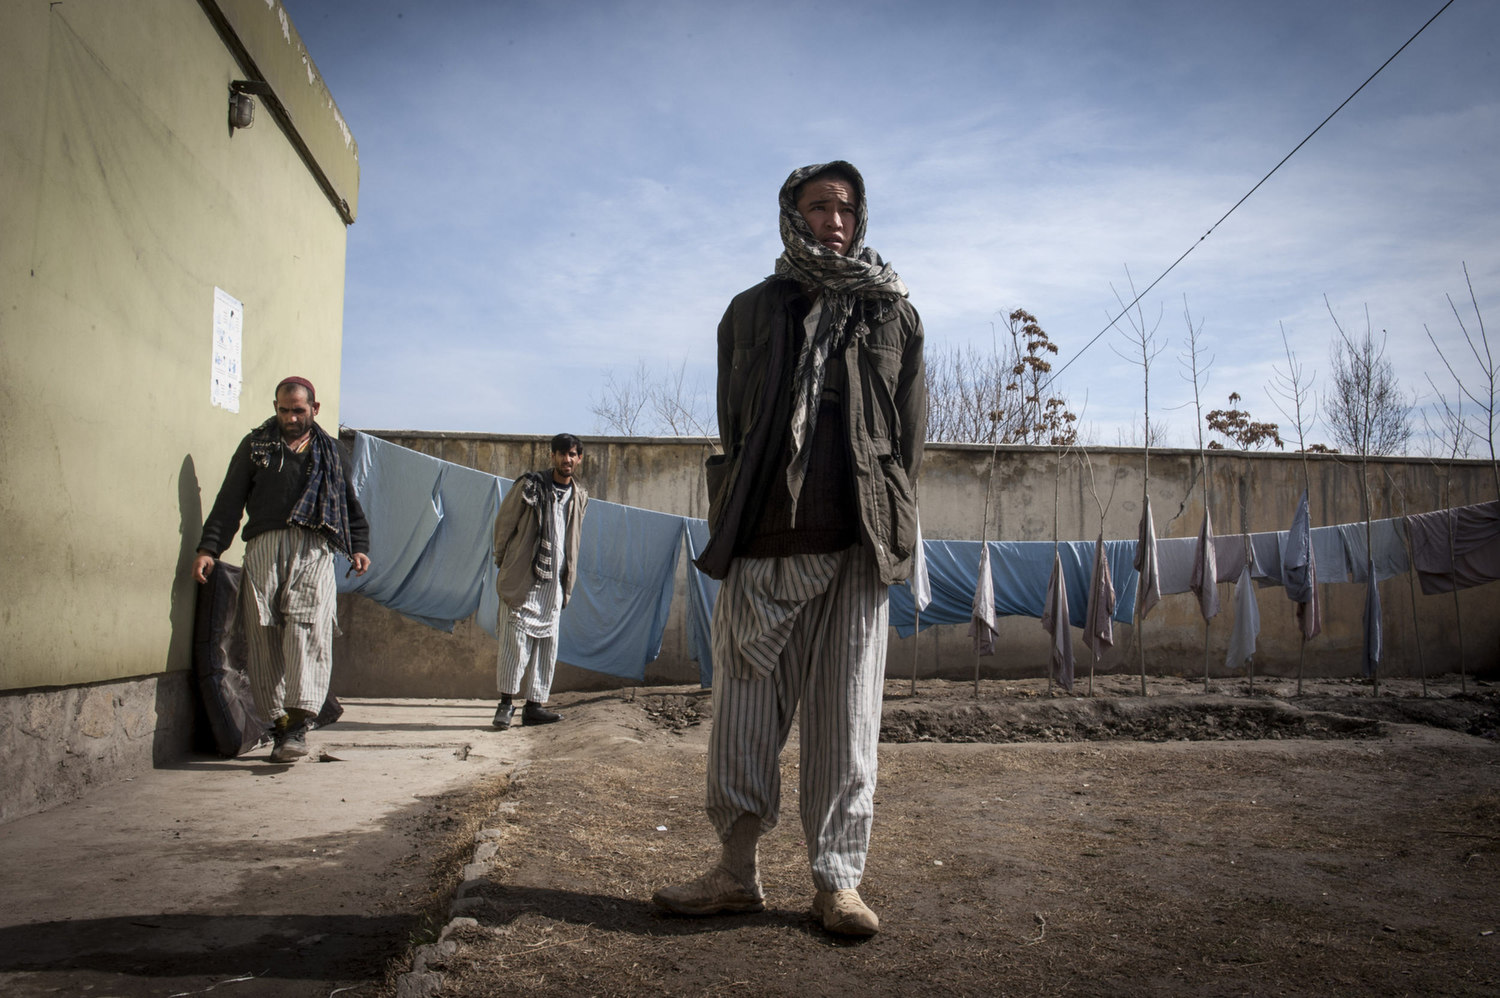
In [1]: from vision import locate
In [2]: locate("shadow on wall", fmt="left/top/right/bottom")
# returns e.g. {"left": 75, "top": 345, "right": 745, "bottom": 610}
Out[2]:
{"left": 158, "top": 454, "right": 203, "bottom": 764}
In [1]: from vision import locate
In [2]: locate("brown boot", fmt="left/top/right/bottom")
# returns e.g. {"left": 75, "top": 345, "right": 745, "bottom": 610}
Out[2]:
{"left": 652, "top": 865, "right": 764, "bottom": 916}
{"left": 812, "top": 888, "right": 879, "bottom": 936}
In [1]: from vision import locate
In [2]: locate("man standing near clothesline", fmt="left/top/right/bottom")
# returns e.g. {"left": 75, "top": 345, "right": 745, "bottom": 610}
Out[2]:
{"left": 490, "top": 433, "right": 588, "bottom": 729}
{"left": 654, "top": 161, "right": 926, "bottom": 936}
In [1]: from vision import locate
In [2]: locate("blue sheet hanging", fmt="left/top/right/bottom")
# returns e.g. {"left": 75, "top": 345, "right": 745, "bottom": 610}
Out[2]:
{"left": 683, "top": 519, "right": 719, "bottom": 688}
{"left": 337, "top": 432, "right": 501, "bottom": 632}
{"left": 545, "top": 497, "right": 683, "bottom": 681}
{"left": 888, "top": 538, "right": 1139, "bottom": 639}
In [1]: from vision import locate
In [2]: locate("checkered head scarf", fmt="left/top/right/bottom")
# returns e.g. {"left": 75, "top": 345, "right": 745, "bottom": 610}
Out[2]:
{"left": 772, "top": 160, "right": 908, "bottom": 516}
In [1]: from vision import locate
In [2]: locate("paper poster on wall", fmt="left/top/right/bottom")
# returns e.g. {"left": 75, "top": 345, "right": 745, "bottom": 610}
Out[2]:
{"left": 211, "top": 287, "right": 243, "bottom": 412}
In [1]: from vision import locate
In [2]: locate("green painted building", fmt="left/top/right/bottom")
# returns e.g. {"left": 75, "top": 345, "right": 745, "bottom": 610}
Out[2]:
{"left": 1, "top": 0, "right": 359, "bottom": 820}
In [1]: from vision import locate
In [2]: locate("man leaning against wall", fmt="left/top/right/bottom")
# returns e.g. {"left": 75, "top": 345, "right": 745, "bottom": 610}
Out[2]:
{"left": 192, "top": 377, "right": 371, "bottom": 764}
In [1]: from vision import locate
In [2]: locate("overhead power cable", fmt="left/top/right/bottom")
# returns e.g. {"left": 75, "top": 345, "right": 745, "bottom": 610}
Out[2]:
{"left": 1042, "top": 0, "right": 1458, "bottom": 391}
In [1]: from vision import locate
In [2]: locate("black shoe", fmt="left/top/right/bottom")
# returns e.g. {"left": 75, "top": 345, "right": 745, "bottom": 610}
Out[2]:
{"left": 270, "top": 716, "right": 308, "bottom": 762}
{"left": 492, "top": 702, "right": 516, "bottom": 730}
{"left": 522, "top": 701, "right": 562, "bottom": 725}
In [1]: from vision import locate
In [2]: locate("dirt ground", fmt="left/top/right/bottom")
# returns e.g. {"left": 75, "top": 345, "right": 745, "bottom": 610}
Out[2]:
{"left": 0, "top": 700, "right": 520, "bottom": 998}
{"left": 4, "top": 680, "right": 1495, "bottom": 997}
{"left": 395, "top": 674, "right": 1500, "bottom": 998}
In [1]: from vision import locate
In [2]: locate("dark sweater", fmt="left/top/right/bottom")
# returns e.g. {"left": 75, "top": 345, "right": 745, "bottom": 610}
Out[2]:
{"left": 738, "top": 294, "right": 861, "bottom": 558}
{"left": 197, "top": 430, "right": 370, "bottom": 557}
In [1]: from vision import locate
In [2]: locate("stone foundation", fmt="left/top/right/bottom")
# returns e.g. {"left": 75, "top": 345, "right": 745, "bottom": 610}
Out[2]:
{"left": 0, "top": 671, "right": 197, "bottom": 823}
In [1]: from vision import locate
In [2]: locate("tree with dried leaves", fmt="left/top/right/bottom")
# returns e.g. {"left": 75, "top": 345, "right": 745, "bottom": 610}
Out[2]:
{"left": 1206, "top": 392, "right": 1284, "bottom": 450}
{"left": 1006, "top": 309, "right": 1074, "bottom": 446}
{"left": 925, "top": 308, "right": 1078, "bottom": 445}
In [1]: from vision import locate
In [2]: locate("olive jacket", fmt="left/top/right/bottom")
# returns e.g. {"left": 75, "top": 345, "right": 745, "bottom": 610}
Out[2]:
{"left": 696, "top": 276, "right": 925, "bottom": 585}
{"left": 492, "top": 474, "right": 588, "bottom": 610}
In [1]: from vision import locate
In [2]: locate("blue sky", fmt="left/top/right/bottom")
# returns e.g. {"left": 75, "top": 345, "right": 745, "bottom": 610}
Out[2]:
{"left": 290, "top": 0, "right": 1498, "bottom": 451}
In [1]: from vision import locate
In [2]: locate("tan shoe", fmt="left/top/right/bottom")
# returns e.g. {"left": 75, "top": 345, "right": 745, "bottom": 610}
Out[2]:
{"left": 653, "top": 865, "right": 764, "bottom": 916}
{"left": 812, "top": 888, "right": 879, "bottom": 936}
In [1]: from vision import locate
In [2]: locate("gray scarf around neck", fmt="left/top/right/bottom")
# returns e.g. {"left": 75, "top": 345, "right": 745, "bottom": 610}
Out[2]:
{"left": 771, "top": 160, "right": 908, "bottom": 516}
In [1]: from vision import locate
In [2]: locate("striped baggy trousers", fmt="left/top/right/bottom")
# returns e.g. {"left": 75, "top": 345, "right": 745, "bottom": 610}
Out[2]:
{"left": 240, "top": 528, "right": 336, "bottom": 722}
{"left": 495, "top": 613, "right": 559, "bottom": 704}
{"left": 706, "top": 543, "right": 888, "bottom": 891}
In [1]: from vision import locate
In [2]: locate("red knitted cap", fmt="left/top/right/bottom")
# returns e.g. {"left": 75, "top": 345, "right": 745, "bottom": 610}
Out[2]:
{"left": 275, "top": 376, "right": 317, "bottom": 402}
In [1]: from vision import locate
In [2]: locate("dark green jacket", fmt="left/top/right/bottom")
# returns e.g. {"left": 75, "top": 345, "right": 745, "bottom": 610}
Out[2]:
{"left": 698, "top": 277, "right": 925, "bottom": 585}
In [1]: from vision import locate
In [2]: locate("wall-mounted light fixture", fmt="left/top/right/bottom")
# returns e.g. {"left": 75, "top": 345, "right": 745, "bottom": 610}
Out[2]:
{"left": 229, "top": 79, "right": 274, "bottom": 131}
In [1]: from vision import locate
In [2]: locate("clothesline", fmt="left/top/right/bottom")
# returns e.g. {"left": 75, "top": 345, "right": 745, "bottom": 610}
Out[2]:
{"left": 338, "top": 432, "right": 683, "bottom": 684}
{"left": 336, "top": 432, "right": 1499, "bottom": 688}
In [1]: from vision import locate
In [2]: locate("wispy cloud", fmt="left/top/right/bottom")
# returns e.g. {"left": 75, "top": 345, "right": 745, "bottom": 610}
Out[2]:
{"left": 299, "top": 0, "right": 1498, "bottom": 453}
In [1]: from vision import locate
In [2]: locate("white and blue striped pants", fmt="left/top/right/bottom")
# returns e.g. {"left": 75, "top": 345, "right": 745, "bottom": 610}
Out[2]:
{"left": 707, "top": 544, "right": 888, "bottom": 891}
{"left": 496, "top": 613, "right": 559, "bottom": 704}
{"left": 240, "top": 528, "right": 336, "bottom": 722}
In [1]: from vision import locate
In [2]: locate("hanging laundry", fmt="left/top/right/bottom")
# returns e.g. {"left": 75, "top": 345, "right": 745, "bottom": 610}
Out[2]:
{"left": 1084, "top": 532, "right": 1115, "bottom": 659}
{"left": 908, "top": 513, "right": 932, "bottom": 614}
{"left": 888, "top": 539, "right": 1139, "bottom": 638}
{"left": 345, "top": 433, "right": 677, "bottom": 680}
{"left": 1190, "top": 508, "right": 1220, "bottom": 620}
{"left": 1279, "top": 489, "right": 1322, "bottom": 640}
{"left": 1295, "top": 546, "right": 1322, "bottom": 641}
{"left": 1154, "top": 535, "right": 1198, "bottom": 595}
{"left": 1134, "top": 496, "right": 1160, "bottom": 618}
{"left": 1041, "top": 550, "right": 1075, "bottom": 691}
{"left": 1212, "top": 533, "right": 1251, "bottom": 581}
{"left": 683, "top": 519, "right": 719, "bottom": 688}
{"left": 339, "top": 432, "right": 443, "bottom": 606}
{"left": 1362, "top": 557, "right": 1381, "bottom": 677}
{"left": 969, "top": 542, "right": 997, "bottom": 656}
{"left": 1249, "top": 529, "right": 1284, "bottom": 586}
{"left": 544, "top": 497, "right": 684, "bottom": 681}
{"left": 1337, "top": 518, "right": 1410, "bottom": 582}
{"left": 338, "top": 432, "right": 502, "bottom": 631}
{"left": 385, "top": 463, "right": 503, "bottom": 630}
{"left": 1157, "top": 531, "right": 1249, "bottom": 594}
{"left": 1225, "top": 563, "right": 1261, "bottom": 669}
{"left": 1405, "top": 500, "right": 1500, "bottom": 595}
{"left": 1310, "top": 525, "right": 1349, "bottom": 584}
{"left": 1282, "top": 490, "right": 1314, "bottom": 601}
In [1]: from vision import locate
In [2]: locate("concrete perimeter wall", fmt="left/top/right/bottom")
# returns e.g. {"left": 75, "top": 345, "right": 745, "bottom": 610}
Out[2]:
{"left": 334, "top": 432, "right": 1500, "bottom": 698}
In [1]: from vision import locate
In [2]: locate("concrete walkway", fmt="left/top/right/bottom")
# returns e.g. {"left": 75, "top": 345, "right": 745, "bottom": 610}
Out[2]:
{"left": 0, "top": 698, "right": 527, "bottom": 998}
